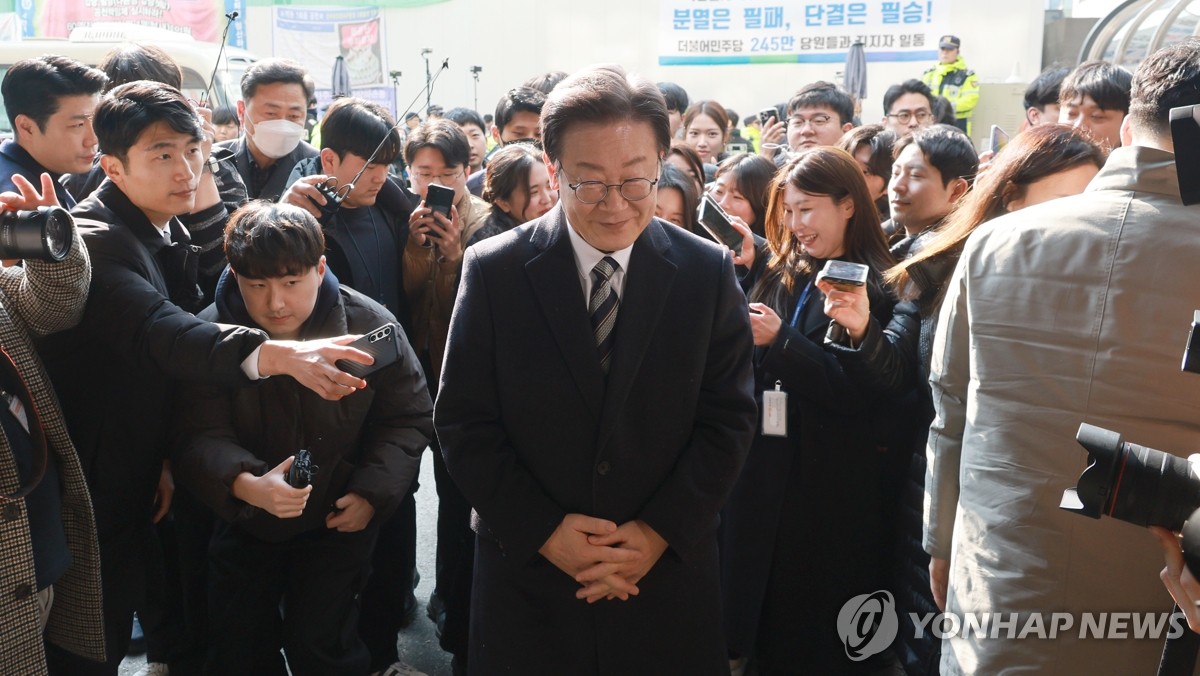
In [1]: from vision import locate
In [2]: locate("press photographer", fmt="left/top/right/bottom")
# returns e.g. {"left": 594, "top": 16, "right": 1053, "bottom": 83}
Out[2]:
{"left": 0, "top": 172, "right": 101, "bottom": 674}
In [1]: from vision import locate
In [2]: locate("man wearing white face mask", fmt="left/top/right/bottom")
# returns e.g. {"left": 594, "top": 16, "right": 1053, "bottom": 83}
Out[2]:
{"left": 219, "top": 58, "right": 317, "bottom": 201}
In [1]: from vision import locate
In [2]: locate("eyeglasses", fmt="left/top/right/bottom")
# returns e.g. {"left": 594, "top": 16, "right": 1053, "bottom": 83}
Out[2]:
{"left": 887, "top": 110, "right": 933, "bottom": 124}
{"left": 788, "top": 113, "right": 833, "bottom": 128}
{"left": 560, "top": 166, "right": 659, "bottom": 204}
{"left": 411, "top": 168, "right": 465, "bottom": 182}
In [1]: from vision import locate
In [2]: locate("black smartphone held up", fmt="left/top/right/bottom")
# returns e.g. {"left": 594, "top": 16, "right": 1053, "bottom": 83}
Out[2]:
{"left": 697, "top": 194, "right": 745, "bottom": 251}
{"left": 759, "top": 107, "right": 778, "bottom": 126}
{"left": 988, "top": 125, "right": 1010, "bottom": 155}
{"left": 424, "top": 183, "right": 455, "bottom": 238}
{"left": 336, "top": 323, "right": 403, "bottom": 378}
{"left": 816, "top": 259, "right": 870, "bottom": 291}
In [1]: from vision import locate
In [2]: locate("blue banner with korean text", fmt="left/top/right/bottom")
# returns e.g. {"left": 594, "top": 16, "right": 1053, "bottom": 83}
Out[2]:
{"left": 659, "top": 0, "right": 949, "bottom": 65}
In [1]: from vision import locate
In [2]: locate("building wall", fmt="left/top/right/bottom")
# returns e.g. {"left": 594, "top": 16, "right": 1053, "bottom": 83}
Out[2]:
{"left": 244, "top": 1, "right": 1045, "bottom": 124}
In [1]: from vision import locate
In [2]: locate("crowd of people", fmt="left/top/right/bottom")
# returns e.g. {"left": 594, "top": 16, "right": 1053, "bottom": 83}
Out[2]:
{"left": 0, "top": 31, "right": 1199, "bottom": 676}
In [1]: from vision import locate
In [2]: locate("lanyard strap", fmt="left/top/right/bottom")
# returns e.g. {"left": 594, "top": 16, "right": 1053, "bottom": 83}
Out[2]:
{"left": 789, "top": 278, "right": 816, "bottom": 328}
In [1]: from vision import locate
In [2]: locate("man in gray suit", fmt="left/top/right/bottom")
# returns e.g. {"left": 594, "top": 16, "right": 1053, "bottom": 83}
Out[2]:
{"left": 435, "top": 65, "right": 756, "bottom": 674}
{"left": 927, "top": 39, "right": 1200, "bottom": 674}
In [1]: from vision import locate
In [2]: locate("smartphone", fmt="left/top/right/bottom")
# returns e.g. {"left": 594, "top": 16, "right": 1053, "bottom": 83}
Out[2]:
{"left": 759, "top": 107, "right": 778, "bottom": 126}
{"left": 726, "top": 141, "right": 749, "bottom": 154}
{"left": 816, "top": 260, "right": 870, "bottom": 291}
{"left": 336, "top": 323, "right": 403, "bottom": 378}
{"left": 696, "top": 194, "right": 745, "bottom": 251}
{"left": 425, "top": 183, "right": 455, "bottom": 239}
{"left": 988, "top": 125, "right": 1010, "bottom": 154}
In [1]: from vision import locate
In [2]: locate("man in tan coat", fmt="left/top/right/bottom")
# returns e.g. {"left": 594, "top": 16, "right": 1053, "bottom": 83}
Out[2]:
{"left": 927, "top": 39, "right": 1200, "bottom": 674}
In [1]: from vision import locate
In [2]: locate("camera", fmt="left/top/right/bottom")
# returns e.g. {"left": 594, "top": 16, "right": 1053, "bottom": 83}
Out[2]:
{"left": 0, "top": 206, "right": 73, "bottom": 261}
{"left": 286, "top": 448, "right": 319, "bottom": 489}
{"left": 1061, "top": 423, "right": 1200, "bottom": 575}
{"left": 1061, "top": 312, "right": 1200, "bottom": 574}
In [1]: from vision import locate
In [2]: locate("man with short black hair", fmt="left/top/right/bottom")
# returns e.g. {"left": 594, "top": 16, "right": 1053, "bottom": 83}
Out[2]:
{"left": 657, "top": 81, "right": 690, "bottom": 138}
{"left": 1024, "top": 66, "right": 1070, "bottom": 127}
{"left": 882, "top": 79, "right": 936, "bottom": 137}
{"left": 219, "top": 58, "right": 318, "bottom": 201}
{"left": 927, "top": 39, "right": 1200, "bottom": 673}
{"left": 1058, "top": 60, "right": 1132, "bottom": 149}
{"left": 174, "top": 201, "right": 432, "bottom": 675}
{"left": 444, "top": 106, "right": 489, "bottom": 175}
{"left": 282, "top": 96, "right": 412, "bottom": 320}
{"left": 886, "top": 124, "right": 977, "bottom": 243}
{"left": 921, "top": 35, "right": 980, "bottom": 134}
{"left": 0, "top": 55, "right": 107, "bottom": 208}
{"left": 39, "top": 80, "right": 374, "bottom": 675}
{"left": 466, "top": 87, "right": 545, "bottom": 196}
{"left": 759, "top": 81, "right": 856, "bottom": 162}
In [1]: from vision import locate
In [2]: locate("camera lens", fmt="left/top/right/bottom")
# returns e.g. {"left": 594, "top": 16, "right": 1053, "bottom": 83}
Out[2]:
{"left": 0, "top": 206, "right": 73, "bottom": 262}
{"left": 1062, "top": 423, "right": 1200, "bottom": 531}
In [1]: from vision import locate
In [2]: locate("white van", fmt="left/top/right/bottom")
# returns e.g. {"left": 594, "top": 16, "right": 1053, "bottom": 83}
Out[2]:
{"left": 0, "top": 23, "right": 258, "bottom": 140}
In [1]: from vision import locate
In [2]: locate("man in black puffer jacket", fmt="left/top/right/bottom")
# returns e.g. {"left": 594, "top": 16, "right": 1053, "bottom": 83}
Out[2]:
{"left": 172, "top": 201, "right": 433, "bottom": 674}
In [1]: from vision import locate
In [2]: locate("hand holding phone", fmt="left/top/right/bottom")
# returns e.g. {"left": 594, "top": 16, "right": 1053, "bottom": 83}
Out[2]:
{"left": 697, "top": 194, "right": 747, "bottom": 251}
{"left": 335, "top": 323, "right": 403, "bottom": 378}
{"left": 988, "top": 125, "right": 1010, "bottom": 155}
{"left": 424, "top": 183, "right": 455, "bottom": 238}
{"left": 815, "top": 260, "right": 871, "bottom": 341}
{"left": 815, "top": 259, "right": 869, "bottom": 291}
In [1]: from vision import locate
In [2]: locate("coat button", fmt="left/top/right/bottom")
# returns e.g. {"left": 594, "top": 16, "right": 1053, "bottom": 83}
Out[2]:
{"left": 1, "top": 503, "right": 18, "bottom": 521}
{"left": 596, "top": 461, "right": 610, "bottom": 476}
{"left": 13, "top": 583, "right": 31, "bottom": 601}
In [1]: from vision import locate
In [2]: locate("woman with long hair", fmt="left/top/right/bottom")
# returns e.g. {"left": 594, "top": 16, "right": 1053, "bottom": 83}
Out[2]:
{"left": 721, "top": 147, "right": 897, "bottom": 675}
{"left": 655, "top": 162, "right": 700, "bottom": 233}
{"left": 710, "top": 152, "right": 776, "bottom": 237}
{"left": 479, "top": 142, "right": 558, "bottom": 234}
{"left": 819, "top": 123, "right": 1106, "bottom": 675}
{"left": 666, "top": 141, "right": 706, "bottom": 194}
{"left": 682, "top": 100, "right": 731, "bottom": 171}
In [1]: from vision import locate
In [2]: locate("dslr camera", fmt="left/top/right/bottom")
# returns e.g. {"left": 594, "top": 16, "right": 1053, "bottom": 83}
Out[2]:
{"left": 1061, "top": 312, "right": 1200, "bottom": 574}
{"left": 0, "top": 205, "right": 73, "bottom": 261}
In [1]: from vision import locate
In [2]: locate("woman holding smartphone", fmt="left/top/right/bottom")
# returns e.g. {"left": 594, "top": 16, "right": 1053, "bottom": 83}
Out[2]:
{"left": 818, "top": 124, "right": 1105, "bottom": 675}
{"left": 720, "top": 147, "right": 897, "bottom": 674}
{"left": 710, "top": 153, "right": 776, "bottom": 237}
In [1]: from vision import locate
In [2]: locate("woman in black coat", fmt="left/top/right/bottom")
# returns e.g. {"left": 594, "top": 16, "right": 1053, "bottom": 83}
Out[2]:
{"left": 819, "top": 124, "right": 1106, "bottom": 674}
{"left": 721, "top": 147, "right": 897, "bottom": 674}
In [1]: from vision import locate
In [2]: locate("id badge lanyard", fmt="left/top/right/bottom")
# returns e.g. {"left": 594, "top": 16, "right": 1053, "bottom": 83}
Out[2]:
{"left": 764, "top": 278, "right": 816, "bottom": 437}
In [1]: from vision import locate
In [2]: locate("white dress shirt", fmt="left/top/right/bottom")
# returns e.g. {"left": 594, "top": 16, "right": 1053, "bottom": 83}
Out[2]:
{"left": 565, "top": 217, "right": 634, "bottom": 306}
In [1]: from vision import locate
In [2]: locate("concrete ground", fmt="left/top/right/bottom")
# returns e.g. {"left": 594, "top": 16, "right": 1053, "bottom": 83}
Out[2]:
{"left": 120, "top": 450, "right": 454, "bottom": 676}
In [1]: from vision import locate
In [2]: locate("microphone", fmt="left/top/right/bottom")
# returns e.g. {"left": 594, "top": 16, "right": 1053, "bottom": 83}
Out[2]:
{"left": 441, "top": 58, "right": 450, "bottom": 70}
{"left": 225, "top": 11, "right": 239, "bottom": 20}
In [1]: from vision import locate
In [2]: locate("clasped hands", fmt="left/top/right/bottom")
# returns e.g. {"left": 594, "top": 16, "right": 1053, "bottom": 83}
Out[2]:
{"left": 539, "top": 513, "right": 668, "bottom": 604}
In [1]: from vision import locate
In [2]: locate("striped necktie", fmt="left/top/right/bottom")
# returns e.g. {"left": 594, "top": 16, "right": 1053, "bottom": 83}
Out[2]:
{"left": 589, "top": 256, "right": 620, "bottom": 374}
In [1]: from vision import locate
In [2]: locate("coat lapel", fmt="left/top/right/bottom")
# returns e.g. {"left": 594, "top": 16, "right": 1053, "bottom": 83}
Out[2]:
{"left": 525, "top": 207, "right": 605, "bottom": 419}
{"left": 596, "top": 220, "right": 676, "bottom": 451}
